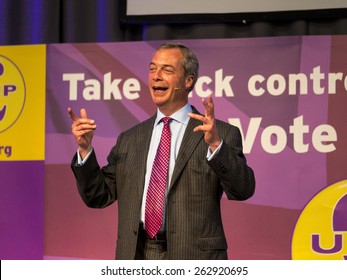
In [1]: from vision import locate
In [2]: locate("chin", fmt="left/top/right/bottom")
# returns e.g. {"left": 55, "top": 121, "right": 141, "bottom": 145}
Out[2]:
{"left": 151, "top": 96, "right": 166, "bottom": 105}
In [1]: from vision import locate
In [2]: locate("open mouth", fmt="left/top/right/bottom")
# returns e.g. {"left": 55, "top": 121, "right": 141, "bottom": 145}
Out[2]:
{"left": 152, "top": 86, "right": 168, "bottom": 93}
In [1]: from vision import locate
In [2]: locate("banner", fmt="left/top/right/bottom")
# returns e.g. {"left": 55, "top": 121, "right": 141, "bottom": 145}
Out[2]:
{"left": 0, "top": 45, "right": 46, "bottom": 259}
{"left": 2, "top": 36, "right": 347, "bottom": 260}
{"left": 44, "top": 36, "right": 347, "bottom": 260}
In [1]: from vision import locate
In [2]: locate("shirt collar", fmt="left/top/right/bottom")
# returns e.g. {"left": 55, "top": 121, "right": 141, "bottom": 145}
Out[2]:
{"left": 155, "top": 103, "right": 192, "bottom": 125}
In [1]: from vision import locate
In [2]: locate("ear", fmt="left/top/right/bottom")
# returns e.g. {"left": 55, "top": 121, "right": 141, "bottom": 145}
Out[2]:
{"left": 185, "top": 75, "right": 194, "bottom": 90}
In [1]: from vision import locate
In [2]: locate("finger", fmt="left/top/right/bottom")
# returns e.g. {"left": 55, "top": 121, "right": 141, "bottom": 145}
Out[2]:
{"left": 207, "top": 95, "right": 214, "bottom": 108}
{"left": 80, "top": 108, "right": 88, "bottom": 119}
{"left": 73, "top": 122, "right": 96, "bottom": 131}
{"left": 68, "top": 107, "right": 79, "bottom": 121}
{"left": 202, "top": 98, "right": 209, "bottom": 117}
{"left": 80, "top": 108, "right": 96, "bottom": 125}
{"left": 188, "top": 112, "right": 205, "bottom": 123}
{"left": 193, "top": 124, "right": 207, "bottom": 133}
{"left": 203, "top": 96, "right": 215, "bottom": 119}
{"left": 69, "top": 107, "right": 95, "bottom": 126}
{"left": 188, "top": 113, "right": 209, "bottom": 124}
{"left": 74, "top": 128, "right": 95, "bottom": 136}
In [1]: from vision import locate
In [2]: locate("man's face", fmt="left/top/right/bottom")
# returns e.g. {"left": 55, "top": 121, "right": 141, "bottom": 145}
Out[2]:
{"left": 148, "top": 48, "right": 192, "bottom": 114}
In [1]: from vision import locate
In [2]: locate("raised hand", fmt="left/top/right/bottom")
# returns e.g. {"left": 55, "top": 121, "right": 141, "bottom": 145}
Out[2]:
{"left": 188, "top": 95, "right": 221, "bottom": 152}
{"left": 68, "top": 107, "right": 96, "bottom": 159}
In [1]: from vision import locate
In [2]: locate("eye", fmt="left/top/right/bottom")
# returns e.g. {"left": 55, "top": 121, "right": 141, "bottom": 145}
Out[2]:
{"left": 163, "top": 67, "right": 175, "bottom": 74}
{"left": 149, "top": 64, "right": 157, "bottom": 72}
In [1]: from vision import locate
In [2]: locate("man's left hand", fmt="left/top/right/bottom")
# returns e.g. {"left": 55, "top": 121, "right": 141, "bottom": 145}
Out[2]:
{"left": 188, "top": 95, "right": 221, "bottom": 152}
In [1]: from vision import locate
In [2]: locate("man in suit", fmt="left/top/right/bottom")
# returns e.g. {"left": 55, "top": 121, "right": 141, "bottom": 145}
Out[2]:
{"left": 69, "top": 42, "right": 255, "bottom": 260}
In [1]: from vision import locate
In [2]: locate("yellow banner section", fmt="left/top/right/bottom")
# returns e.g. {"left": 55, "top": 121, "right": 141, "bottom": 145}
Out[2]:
{"left": 0, "top": 45, "right": 46, "bottom": 160}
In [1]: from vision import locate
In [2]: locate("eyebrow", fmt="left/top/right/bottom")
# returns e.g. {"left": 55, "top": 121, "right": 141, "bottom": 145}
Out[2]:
{"left": 149, "top": 62, "right": 176, "bottom": 70}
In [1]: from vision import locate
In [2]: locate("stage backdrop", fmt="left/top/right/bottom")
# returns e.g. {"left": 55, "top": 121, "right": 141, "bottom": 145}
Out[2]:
{"left": 0, "top": 45, "right": 46, "bottom": 259}
{"left": 1, "top": 36, "right": 347, "bottom": 260}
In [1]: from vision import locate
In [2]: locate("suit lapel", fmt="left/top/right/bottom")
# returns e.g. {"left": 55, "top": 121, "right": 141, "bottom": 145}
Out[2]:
{"left": 132, "top": 115, "right": 156, "bottom": 199}
{"left": 170, "top": 108, "right": 204, "bottom": 189}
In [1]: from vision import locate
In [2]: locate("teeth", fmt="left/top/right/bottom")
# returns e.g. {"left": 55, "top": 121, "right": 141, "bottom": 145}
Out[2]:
{"left": 153, "top": 87, "right": 167, "bottom": 91}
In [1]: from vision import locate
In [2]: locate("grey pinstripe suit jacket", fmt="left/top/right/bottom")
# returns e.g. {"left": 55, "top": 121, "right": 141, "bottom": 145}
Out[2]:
{"left": 71, "top": 107, "right": 255, "bottom": 260}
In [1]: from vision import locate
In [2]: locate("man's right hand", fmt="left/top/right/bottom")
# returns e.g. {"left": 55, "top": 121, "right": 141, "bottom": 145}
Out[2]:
{"left": 68, "top": 107, "right": 96, "bottom": 159}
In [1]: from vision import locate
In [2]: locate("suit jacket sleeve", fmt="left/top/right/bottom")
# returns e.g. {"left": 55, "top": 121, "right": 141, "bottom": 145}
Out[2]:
{"left": 207, "top": 121, "right": 255, "bottom": 200}
{"left": 70, "top": 134, "right": 124, "bottom": 208}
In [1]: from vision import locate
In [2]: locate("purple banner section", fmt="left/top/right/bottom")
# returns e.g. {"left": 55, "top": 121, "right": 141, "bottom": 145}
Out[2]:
{"left": 45, "top": 37, "right": 336, "bottom": 209}
{"left": 0, "top": 161, "right": 44, "bottom": 259}
{"left": 44, "top": 36, "right": 347, "bottom": 259}
{"left": 328, "top": 36, "right": 347, "bottom": 185}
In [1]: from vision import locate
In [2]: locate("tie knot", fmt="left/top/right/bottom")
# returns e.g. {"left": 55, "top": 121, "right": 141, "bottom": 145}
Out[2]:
{"left": 161, "top": 117, "right": 172, "bottom": 125}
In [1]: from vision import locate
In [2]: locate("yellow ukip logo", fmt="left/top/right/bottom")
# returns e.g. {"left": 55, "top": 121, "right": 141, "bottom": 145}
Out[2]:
{"left": 0, "top": 44, "right": 45, "bottom": 161}
{"left": 0, "top": 55, "right": 26, "bottom": 133}
{"left": 292, "top": 180, "right": 347, "bottom": 260}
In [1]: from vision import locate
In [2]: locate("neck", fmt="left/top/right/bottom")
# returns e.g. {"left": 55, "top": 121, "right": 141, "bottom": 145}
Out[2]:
{"left": 158, "top": 101, "right": 188, "bottom": 116}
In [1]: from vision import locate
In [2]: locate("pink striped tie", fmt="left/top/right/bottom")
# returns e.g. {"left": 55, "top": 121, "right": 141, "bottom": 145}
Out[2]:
{"left": 145, "top": 117, "right": 172, "bottom": 238}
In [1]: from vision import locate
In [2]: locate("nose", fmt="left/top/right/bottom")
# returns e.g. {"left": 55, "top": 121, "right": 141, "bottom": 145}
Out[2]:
{"left": 332, "top": 193, "right": 347, "bottom": 231}
{"left": 151, "top": 69, "right": 163, "bottom": 82}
